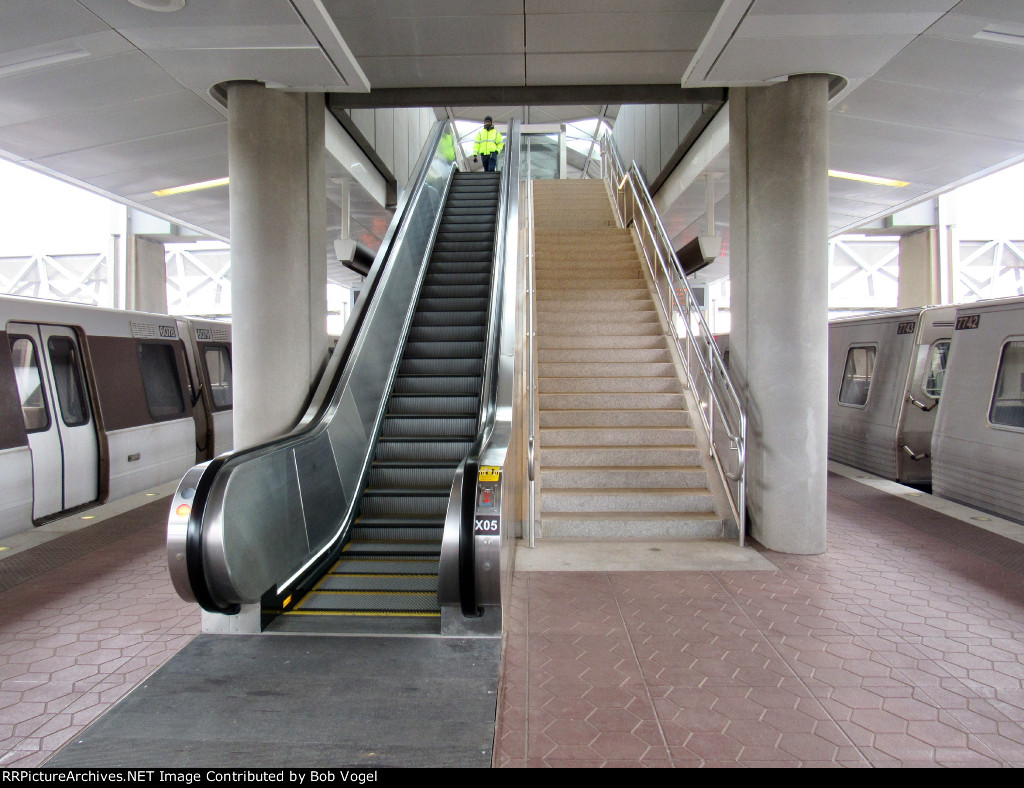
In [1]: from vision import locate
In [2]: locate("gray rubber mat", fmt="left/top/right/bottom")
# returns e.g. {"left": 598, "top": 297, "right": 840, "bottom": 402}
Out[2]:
{"left": 317, "top": 575, "right": 438, "bottom": 592}
{"left": 46, "top": 633, "right": 500, "bottom": 768}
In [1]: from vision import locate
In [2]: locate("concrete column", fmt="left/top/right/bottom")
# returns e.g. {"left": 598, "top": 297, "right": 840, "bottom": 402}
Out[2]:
{"left": 729, "top": 75, "right": 829, "bottom": 554}
{"left": 126, "top": 236, "right": 167, "bottom": 314}
{"left": 227, "top": 82, "right": 328, "bottom": 450}
{"left": 897, "top": 228, "right": 940, "bottom": 307}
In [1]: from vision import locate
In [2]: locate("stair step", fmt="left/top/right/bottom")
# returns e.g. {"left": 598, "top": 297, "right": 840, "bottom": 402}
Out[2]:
{"left": 538, "top": 348, "right": 669, "bottom": 362}
{"left": 539, "top": 409, "right": 690, "bottom": 428}
{"left": 538, "top": 361, "right": 676, "bottom": 378}
{"left": 540, "top": 487, "right": 716, "bottom": 513}
{"left": 540, "top": 446, "right": 703, "bottom": 466}
{"left": 539, "top": 392, "right": 687, "bottom": 411}
{"left": 540, "top": 466, "right": 708, "bottom": 489}
{"left": 539, "top": 512, "right": 724, "bottom": 540}
{"left": 540, "top": 426, "right": 696, "bottom": 447}
{"left": 538, "top": 377, "right": 681, "bottom": 394}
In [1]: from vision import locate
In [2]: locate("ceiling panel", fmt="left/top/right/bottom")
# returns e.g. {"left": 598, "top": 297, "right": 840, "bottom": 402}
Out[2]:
{"left": 338, "top": 16, "right": 524, "bottom": 57}
{"left": 0, "top": 93, "right": 225, "bottom": 160}
{"left": 89, "top": 153, "right": 230, "bottom": 198}
{"left": 527, "top": 52, "right": 694, "bottom": 85}
{"left": 526, "top": 12, "right": 714, "bottom": 52}
{"left": 870, "top": 36, "right": 1024, "bottom": 100}
{"left": 357, "top": 55, "right": 526, "bottom": 88}
{"left": 736, "top": 12, "right": 946, "bottom": 37}
{"left": 0, "top": 52, "right": 186, "bottom": 127}
{"left": 36, "top": 126, "right": 229, "bottom": 181}
{"left": 0, "top": 0, "right": 109, "bottom": 51}
{"left": 708, "top": 35, "right": 918, "bottom": 83}
{"left": 835, "top": 78, "right": 1024, "bottom": 142}
{"left": 324, "top": 0, "right": 522, "bottom": 18}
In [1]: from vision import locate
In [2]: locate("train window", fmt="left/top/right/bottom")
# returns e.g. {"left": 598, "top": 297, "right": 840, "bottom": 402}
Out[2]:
{"left": 839, "top": 345, "right": 876, "bottom": 407}
{"left": 47, "top": 337, "right": 90, "bottom": 427}
{"left": 989, "top": 340, "right": 1024, "bottom": 430}
{"left": 138, "top": 343, "right": 185, "bottom": 420}
{"left": 203, "top": 346, "right": 232, "bottom": 410}
{"left": 9, "top": 336, "right": 50, "bottom": 432}
{"left": 923, "top": 340, "right": 951, "bottom": 399}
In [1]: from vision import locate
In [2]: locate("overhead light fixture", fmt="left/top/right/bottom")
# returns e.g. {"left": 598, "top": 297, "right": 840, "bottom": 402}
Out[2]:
{"left": 127, "top": 0, "right": 186, "bottom": 11}
{"left": 829, "top": 169, "right": 909, "bottom": 188}
{"left": 153, "top": 177, "right": 229, "bottom": 197}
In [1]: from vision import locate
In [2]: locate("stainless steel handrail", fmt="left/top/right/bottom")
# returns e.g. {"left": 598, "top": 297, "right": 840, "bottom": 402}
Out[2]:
{"left": 525, "top": 177, "right": 537, "bottom": 549}
{"left": 601, "top": 136, "right": 747, "bottom": 545}
{"left": 438, "top": 120, "right": 521, "bottom": 618}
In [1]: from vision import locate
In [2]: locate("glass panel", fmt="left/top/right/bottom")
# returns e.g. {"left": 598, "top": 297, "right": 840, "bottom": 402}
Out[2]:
{"left": 923, "top": 340, "right": 951, "bottom": 399}
{"left": 989, "top": 340, "right": 1024, "bottom": 428}
{"left": 839, "top": 345, "right": 876, "bottom": 406}
{"left": 47, "top": 336, "right": 90, "bottom": 427}
{"left": 9, "top": 336, "right": 50, "bottom": 432}
{"left": 138, "top": 343, "right": 185, "bottom": 419}
{"left": 522, "top": 135, "right": 559, "bottom": 180}
{"left": 204, "top": 346, "right": 233, "bottom": 409}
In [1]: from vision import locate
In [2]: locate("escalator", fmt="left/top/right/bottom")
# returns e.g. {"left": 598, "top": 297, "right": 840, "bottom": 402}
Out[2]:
{"left": 167, "top": 122, "right": 517, "bottom": 636}
{"left": 278, "top": 172, "right": 500, "bottom": 631}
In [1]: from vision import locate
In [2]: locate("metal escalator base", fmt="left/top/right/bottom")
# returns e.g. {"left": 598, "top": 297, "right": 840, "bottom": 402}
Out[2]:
{"left": 270, "top": 171, "right": 502, "bottom": 635}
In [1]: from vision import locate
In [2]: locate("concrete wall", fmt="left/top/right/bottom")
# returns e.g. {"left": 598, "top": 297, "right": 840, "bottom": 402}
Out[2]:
{"left": 343, "top": 107, "right": 437, "bottom": 192}
{"left": 612, "top": 104, "right": 710, "bottom": 187}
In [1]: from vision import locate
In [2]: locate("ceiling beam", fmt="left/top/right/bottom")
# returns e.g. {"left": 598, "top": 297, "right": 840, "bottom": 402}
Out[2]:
{"left": 329, "top": 85, "right": 725, "bottom": 109}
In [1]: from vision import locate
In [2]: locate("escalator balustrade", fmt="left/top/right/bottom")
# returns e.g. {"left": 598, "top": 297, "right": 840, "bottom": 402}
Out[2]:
{"left": 282, "top": 172, "right": 501, "bottom": 627}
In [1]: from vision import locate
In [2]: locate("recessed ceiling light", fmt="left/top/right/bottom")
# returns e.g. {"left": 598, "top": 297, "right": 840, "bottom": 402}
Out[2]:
{"left": 153, "top": 177, "right": 229, "bottom": 197}
{"left": 127, "top": 0, "right": 186, "bottom": 11}
{"left": 829, "top": 169, "right": 909, "bottom": 188}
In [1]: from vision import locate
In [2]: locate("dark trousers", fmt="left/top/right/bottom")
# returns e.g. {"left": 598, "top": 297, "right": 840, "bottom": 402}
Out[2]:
{"left": 481, "top": 152, "right": 497, "bottom": 172}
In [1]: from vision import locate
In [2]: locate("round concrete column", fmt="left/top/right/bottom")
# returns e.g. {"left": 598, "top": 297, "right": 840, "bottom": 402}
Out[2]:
{"left": 227, "top": 82, "right": 328, "bottom": 450}
{"left": 729, "top": 74, "right": 829, "bottom": 554}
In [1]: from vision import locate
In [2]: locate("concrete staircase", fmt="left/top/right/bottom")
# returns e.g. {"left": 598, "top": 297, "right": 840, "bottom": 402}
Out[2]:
{"left": 532, "top": 178, "right": 724, "bottom": 539}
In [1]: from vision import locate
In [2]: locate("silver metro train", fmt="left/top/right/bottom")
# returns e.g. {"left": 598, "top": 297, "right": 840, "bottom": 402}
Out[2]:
{"left": 0, "top": 295, "right": 232, "bottom": 538}
{"left": 828, "top": 295, "right": 1024, "bottom": 523}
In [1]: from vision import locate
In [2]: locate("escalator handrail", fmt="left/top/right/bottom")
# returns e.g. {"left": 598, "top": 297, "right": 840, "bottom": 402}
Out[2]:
{"left": 455, "top": 119, "right": 521, "bottom": 616}
{"left": 180, "top": 121, "right": 456, "bottom": 613}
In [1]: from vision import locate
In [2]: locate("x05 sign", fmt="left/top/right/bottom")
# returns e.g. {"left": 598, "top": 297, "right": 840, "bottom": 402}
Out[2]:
{"left": 474, "top": 516, "right": 500, "bottom": 536}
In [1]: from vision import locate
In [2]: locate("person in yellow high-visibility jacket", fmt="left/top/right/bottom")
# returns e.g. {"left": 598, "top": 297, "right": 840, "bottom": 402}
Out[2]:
{"left": 473, "top": 116, "right": 504, "bottom": 172}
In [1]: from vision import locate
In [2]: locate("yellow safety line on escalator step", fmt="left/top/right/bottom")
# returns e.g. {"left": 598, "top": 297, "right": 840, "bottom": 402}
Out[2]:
{"left": 283, "top": 610, "right": 440, "bottom": 618}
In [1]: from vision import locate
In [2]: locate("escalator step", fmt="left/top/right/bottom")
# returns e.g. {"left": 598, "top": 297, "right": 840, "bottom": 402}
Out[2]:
{"left": 422, "top": 273, "right": 491, "bottom": 287}
{"left": 295, "top": 590, "right": 439, "bottom": 614}
{"left": 425, "top": 254, "right": 493, "bottom": 266}
{"left": 411, "top": 310, "right": 487, "bottom": 327}
{"left": 402, "top": 340, "right": 485, "bottom": 358}
{"left": 398, "top": 358, "right": 483, "bottom": 376}
{"left": 358, "top": 493, "right": 448, "bottom": 516}
{"left": 343, "top": 541, "right": 443, "bottom": 557}
{"left": 386, "top": 394, "right": 479, "bottom": 415}
{"left": 433, "top": 241, "right": 493, "bottom": 253}
{"left": 317, "top": 575, "right": 438, "bottom": 593}
{"left": 373, "top": 438, "right": 473, "bottom": 462}
{"left": 350, "top": 525, "right": 444, "bottom": 542}
{"left": 406, "top": 324, "right": 486, "bottom": 342}
{"left": 366, "top": 464, "right": 459, "bottom": 488}
{"left": 390, "top": 375, "right": 481, "bottom": 395}
{"left": 380, "top": 415, "right": 476, "bottom": 438}
{"left": 328, "top": 558, "right": 439, "bottom": 575}
{"left": 418, "top": 285, "right": 490, "bottom": 299}
{"left": 415, "top": 297, "right": 489, "bottom": 312}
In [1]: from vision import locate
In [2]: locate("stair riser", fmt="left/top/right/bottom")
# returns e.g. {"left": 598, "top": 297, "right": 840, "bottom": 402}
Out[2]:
{"left": 539, "top": 518, "right": 725, "bottom": 539}
{"left": 541, "top": 468, "right": 709, "bottom": 488}
{"left": 538, "top": 392, "right": 685, "bottom": 410}
{"left": 540, "top": 427, "right": 696, "bottom": 446}
{"left": 539, "top": 410, "right": 690, "bottom": 428}
{"left": 538, "top": 362, "right": 676, "bottom": 378}
{"left": 538, "top": 378, "right": 681, "bottom": 394}
{"left": 540, "top": 491, "right": 716, "bottom": 513}
{"left": 540, "top": 447, "right": 704, "bottom": 466}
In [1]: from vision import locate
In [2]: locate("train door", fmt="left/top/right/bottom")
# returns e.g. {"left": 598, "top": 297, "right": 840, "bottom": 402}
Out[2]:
{"left": 7, "top": 323, "right": 99, "bottom": 520}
